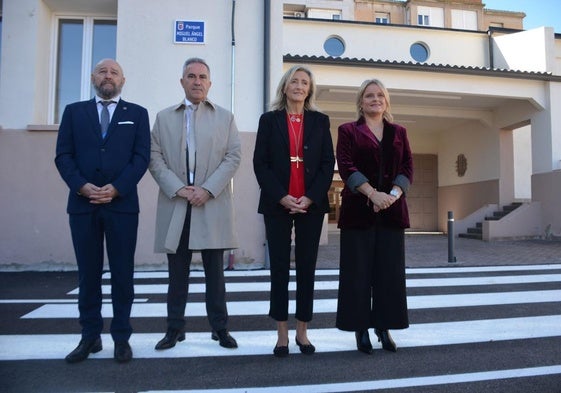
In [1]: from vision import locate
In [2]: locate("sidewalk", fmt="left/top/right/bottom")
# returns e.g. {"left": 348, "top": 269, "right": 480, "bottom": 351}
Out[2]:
{"left": 316, "top": 227, "right": 561, "bottom": 269}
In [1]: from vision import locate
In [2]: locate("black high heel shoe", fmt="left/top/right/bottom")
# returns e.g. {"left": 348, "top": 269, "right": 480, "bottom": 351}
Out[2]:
{"left": 374, "top": 329, "right": 397, "bottom": 352}
{"left": 355, "top": 330, "right": 373, "bottom": 354}
{"left": 295, "top": 336, "right": 315, "bottom": 355}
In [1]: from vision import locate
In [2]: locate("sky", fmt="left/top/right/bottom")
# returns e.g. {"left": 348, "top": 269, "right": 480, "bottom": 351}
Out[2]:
{"left": 483, "top": 0, "right": 561, "bottom": 32}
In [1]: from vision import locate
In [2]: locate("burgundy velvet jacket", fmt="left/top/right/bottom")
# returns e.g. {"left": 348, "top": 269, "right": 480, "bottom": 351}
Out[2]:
{"left": 336, "top": 117, "right": 413, "bottom": 229}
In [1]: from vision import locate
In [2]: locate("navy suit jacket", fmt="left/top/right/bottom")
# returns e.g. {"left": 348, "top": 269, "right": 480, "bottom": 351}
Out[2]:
{"left": 55, "top": 98, "right": 151, "bottom": 214}
{"left": 253, "top": 109, "right": 335, "bottom": 215}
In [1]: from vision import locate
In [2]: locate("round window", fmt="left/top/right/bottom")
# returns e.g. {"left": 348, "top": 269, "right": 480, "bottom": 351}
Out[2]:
{"left": 410, "top": 42, "right": 429, "bottom": 62}
{"left": 324, "top": 36, "right": 345, "bottom": 57}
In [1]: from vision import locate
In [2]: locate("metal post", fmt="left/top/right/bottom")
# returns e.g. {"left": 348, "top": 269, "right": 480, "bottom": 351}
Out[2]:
{"left": 448, "top": 211, "right": 456, "bottom": 263}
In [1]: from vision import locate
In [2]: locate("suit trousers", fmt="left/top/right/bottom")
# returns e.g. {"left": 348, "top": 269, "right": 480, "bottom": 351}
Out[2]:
{"left": 69, "top": 207, "right": 137, "bottom": 342}
{"left": 336, "top": 226, "right": 409, "bottom": 332}
{"left": 264, "top": 212, "right": 325, "bottom": 322}
{"left": 165, "top": 204, "right": 228, "bottom": 331}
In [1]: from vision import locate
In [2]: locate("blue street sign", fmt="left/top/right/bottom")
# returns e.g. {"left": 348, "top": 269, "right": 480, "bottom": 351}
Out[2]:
{"left": 174, "top": 20, "right": 205, "bottom": 44}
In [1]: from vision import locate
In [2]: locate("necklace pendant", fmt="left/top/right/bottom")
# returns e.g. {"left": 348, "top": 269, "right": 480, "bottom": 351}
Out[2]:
{"left": 290, "top": 155, "right": 303, "bottom": 168}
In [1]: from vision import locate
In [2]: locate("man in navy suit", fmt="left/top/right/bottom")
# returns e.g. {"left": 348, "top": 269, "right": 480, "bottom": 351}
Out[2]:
{"left": 55, "top": 58, "right": 150, "bottom": 363}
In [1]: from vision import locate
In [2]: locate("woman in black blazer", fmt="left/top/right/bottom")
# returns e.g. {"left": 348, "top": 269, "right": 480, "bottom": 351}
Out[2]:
{"left": 253, "top": 65, "right": 335, "bottom": 357}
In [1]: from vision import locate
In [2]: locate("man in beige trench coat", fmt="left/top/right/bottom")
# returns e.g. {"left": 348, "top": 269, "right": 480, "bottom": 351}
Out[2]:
{"left": 149, "top": 57, "right": 241, "bottom": 350}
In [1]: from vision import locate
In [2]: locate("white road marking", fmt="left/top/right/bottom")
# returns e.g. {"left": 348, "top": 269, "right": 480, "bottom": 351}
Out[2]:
{"left": 23, "top": 289, "right": 561, "bottom": 318}
{"left": 142, "top": 365, "right": 561, "bottom": 393}
{"left": 109, "top": 264, "right": 561, "bottom": 280}
{"left": 65, "top": 273, "right": 561, "bottom": 295}
{"left": 1, "top": 314, "right": 560, "bottom": 360}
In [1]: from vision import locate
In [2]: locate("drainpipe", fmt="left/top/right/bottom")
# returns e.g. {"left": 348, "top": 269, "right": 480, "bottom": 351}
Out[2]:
{"left": 230, "top": 0, "right": 236, "bottom": 112}
{"left": 263, "top": 0, "right": 271, "bottom": 269}
{"left": 264, "top": 0, "right": 271, "bottom": 112}
{"left": 487, "top": 28, "right": 494, "bottom": 69}
{"left": 227, "top": 0, "right": 236, "bottom": 270}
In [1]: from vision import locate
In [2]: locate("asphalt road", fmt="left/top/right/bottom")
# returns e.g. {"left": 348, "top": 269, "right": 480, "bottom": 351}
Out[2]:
{"left": 1, "top": 259, "right": 561, "bottom": 393}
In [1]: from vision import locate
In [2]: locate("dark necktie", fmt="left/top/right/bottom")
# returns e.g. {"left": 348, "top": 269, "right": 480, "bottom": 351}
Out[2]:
{"left": 100, "top": 101, "right": 112, "bottom": 138}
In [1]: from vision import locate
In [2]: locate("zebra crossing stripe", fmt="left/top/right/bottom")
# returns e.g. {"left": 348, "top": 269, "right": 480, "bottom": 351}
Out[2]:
{"left": 65, "top": 273, "right": 561, "bottom": 295}
{"left": 2, "top": 314, "right": 561, "bottom": 360}
{"left": 142, "top": 365, "right": 561, "bottom": 393}
{"left": 110, "top": 264, "right": 561, "bottom": 280}
{"left": 22, "top": 289, "right": 561, "bottom": 318}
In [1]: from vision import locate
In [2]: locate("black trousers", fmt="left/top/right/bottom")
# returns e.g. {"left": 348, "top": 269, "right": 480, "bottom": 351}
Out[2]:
{"left": 336, "top": 226, "right": 409, "bottom": 332}
{"left": 69, "top": 207, "right": 137, "bottom": 343}
{"left": 165, "top": 205, "right": 228, "bottom": 331}
{"left": 264, "top": 213, "right": 325, "bottom": 322}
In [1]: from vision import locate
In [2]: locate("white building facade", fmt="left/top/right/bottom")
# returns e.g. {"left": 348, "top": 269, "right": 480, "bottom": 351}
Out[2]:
{"left": 1, "top": 0, "right": 560, "bottom": 269}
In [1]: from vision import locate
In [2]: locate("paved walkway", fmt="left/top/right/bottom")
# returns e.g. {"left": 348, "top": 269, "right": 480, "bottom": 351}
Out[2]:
{"left": 3, "top": 227, "right": 560, "bottom": 272}
{"left": 316, "top": 229, "right": 561, "bottom": 269}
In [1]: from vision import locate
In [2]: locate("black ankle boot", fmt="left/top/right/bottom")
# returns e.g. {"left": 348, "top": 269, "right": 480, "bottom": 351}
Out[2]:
{"left": 355, "top": 330, "right": 373, "bottom": 354}
{"left": 374, "top": 329, "right": 397, "bottom": 352}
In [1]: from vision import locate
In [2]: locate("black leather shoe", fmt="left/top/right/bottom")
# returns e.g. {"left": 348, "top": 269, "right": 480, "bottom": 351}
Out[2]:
{"left": 114, "top": 341, "right": 132, "bottom": 363}
{"left": 211, "top": 329, "right": 238, "bottom": 349}
{"left": 355, "top": 330, "right": 373, "bottom": 354}
{"left": 375, "top": 329, "right": 397, "bottom": 352}
{"left": 273, "top": 340, "right": 289, "bottom": 358}
{"left": 65, "top": 338, "right": 102, "bottom": 363}
{"left": 155, "top": 329, "right": 185, "bottom": 350}
{"left": 295, "top": 336, "right": 315, "bottom": 355}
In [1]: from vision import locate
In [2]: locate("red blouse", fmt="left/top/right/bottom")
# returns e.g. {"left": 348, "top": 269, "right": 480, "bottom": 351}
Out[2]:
{"left": 287, "top": 113, "right": 305, "bottom": 198}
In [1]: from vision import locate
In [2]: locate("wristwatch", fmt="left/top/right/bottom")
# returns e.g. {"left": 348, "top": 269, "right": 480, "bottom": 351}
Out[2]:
{"left": 390, "top": 189, "right": 400, "bottom": 197}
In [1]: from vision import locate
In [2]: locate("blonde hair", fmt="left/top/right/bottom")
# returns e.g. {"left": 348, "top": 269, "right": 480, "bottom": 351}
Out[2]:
{"left": 270, "top": 65, "right": 318, "bottom": 111}
{"left": 356, "top": 79, "right": 393, "bottom": 122}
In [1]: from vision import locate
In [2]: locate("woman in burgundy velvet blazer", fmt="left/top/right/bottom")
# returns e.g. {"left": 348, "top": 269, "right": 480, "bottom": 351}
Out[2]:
{"left": 335, "top": 79, "right": 413, "bottom": 355}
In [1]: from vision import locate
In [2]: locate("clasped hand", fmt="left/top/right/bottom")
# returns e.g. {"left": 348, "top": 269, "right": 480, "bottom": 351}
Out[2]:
{"left": 370, "top": 191, "right": 398, "bottom": 213}
{"left": 176, "top": 185, "right": 211, "bottom": 207}
{"left": 280, "top": 195, "right": 312, "bottom": 214}
{"left": 80, "top": 183, "right": 119, "bottom": 204}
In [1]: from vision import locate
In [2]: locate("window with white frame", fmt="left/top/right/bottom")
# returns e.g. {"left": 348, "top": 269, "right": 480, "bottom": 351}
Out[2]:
{"left": 375, "top": 12, "right": 390, "bottom": 24}
{"left": 53, "top": 17, "right": 116, "bottom": 123}
{"left": 451, "top": 9, "right": 477, "bottom": 30}
{"left": 307, "top": 8, "right": 342, "bottom": 20}
{"left": 417, "top": 13, "right": 429, "bottom": 26}
{"left": 417, "top": 6, "right": 444, "bottom": 27}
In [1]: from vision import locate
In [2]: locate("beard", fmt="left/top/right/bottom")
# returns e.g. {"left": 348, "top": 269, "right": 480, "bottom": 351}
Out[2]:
{"left": 94, "top": 80, "right": 122, "bottom": 100}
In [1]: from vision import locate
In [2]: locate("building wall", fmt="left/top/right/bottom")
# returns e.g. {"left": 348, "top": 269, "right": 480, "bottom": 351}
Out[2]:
{"left": 354, "top": 0, "right": 406, "bottom": 24}
{"left": 351, "top": 0, "right": 523, "bottom": 30}
{"left": 482, "top": 9, "right": 524, "bottom": 30}
{"left": 1, "top": 0, "right": 560, "bottom": 269}
{"left": 0, "top": 0, "right": 269, "bottom": 269}
{"left": 438, "top": 124, "right": 500, "bottom": 187}
{"left": 0, "top": 0, "right": 51, "bottom": 127}
{"left": 493, "top": 27, "right": 556, "bottom": 73}
{"left": 533, "top": 171, "right": 561, "bottom": 237}
{"left": 513, "top": 126, "right": 532, "bottom": 200}
{"left": 438, "top": 179, "right": 499, "bottom": 230}
{"left": 283, "top": 18, "right": 489, "bottom": 66}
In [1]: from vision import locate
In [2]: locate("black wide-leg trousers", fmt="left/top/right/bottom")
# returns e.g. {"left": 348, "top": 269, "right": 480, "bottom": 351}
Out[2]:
{"left": 336, "top": 226, "right": 409, "bottom": 332}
